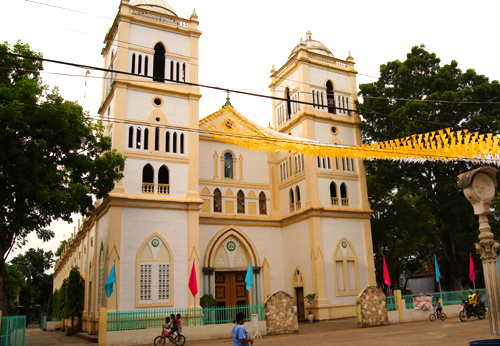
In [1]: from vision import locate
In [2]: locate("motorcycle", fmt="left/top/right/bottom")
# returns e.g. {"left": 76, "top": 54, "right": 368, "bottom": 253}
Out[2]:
{"left": 459, "top": 299, "right": 486, "bottom": 322}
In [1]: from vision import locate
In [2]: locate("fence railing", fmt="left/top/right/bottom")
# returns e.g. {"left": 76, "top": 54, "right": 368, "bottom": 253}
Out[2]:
{"left": 1, "top": 316, "right": 26, "bottom": 346}
{"left": 107, "top": 305, "right": 264, "bottom": 332}
{"left": 387, "top": 289, "right": 487, "bottom": 311}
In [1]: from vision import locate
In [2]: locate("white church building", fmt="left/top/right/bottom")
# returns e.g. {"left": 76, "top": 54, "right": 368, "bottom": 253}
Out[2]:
{"left": 53, "top": 0, "right": 376, "bottom": 333}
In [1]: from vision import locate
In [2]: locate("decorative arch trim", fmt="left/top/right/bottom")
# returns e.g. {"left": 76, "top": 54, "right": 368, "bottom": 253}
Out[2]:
{"left": 147, "top": 108, "right": 168, "bottom": 124}
{"left": 204, "top": 226, "right": 260, "bottom": 268}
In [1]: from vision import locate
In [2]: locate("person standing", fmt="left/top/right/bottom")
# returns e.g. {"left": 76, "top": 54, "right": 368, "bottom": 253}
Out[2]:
{"left": 232, "top": 312, "right": 254, "bottom": 346}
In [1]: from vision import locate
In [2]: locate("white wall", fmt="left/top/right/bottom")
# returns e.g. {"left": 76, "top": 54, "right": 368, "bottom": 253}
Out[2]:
{"left": 309, "top": 66, "right": 350, "bottom": 92}
{"left": 125, "top": 89, "right": 189, "bottom": 126}
{"left": 120, "top": 208, "right": 189, "bottom": 311}
{"left": 313, "top": 121, "right": 356, "bottom": 145}
{"left": 282, "top": 220, "right": 312, "bottom": 295}
{"left": 129, "top": 24, "right": 190, "bottom": 57}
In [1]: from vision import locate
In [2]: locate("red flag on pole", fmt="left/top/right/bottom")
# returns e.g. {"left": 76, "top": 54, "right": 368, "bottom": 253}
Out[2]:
{"left": 469, "top": 254, "right": 475, "bottom": 282}
{"left": 383, "top": 255, "right": 391, "bottom": 286}
{"left": 188, "top": 260, "right": 198, "bottom": 296}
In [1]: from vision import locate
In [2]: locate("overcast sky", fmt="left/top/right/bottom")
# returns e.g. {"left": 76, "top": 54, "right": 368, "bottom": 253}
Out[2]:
{"left": 2, "top": 0, "right": 499, "bottom": 268}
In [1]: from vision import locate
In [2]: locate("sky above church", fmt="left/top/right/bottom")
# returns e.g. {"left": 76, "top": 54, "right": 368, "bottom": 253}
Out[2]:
{"left": 2, "top": 0, "right": 499, "bottom": 266}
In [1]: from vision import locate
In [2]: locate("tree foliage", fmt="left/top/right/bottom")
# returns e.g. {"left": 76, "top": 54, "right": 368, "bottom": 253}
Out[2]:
{"left": 64, "top": 267, "right": 84, "bottom": 334}
{"left": 4, "top": 265, "right": 22, "bottom": 309}
{"left": 0, "top": 41, "right": 125, "bottom": 313}
{"left": 357, "top": 45, "right": 500, "bottom": 291}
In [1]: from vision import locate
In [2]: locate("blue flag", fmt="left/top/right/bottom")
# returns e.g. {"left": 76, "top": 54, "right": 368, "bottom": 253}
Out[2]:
{"left": 245, "top": 260, "right": 253, "bottom": 291}
{"left": 105, "top": 264, "right": 116, "bottom": 298}
{"left": 434, "top": 255, "right": 441, "bottom": 283}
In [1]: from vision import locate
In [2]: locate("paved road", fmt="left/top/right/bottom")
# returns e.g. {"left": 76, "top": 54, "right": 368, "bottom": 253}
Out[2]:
{"left": 26, "top": 317, "right": 494, "bottom": 346}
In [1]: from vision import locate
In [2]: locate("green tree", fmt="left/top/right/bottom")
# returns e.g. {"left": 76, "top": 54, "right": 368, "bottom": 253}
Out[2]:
{"left": 55, "top": 240, "right": 68, "bottom": 258}
{"left": 64, "top": 267, "right": 84, "bottom": 335}
{"left": 4, "top": 264, "right": 22, "bottom": 309}
{"left": 0, "top": 41, "right": 125, "bottom": 314}
{"left": 357, "top": 45, "right": 500, "bottom": 290}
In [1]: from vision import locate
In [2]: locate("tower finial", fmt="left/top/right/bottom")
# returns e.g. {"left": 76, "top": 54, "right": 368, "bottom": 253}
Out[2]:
{"left": 190, "top": 8, "right": 198, "bottom": 20}
{"left": 346, "top": 50, "right": 354, "bottom": 61}
{"left": 306, "top": 30, "right": 312, "bottom": 40}
{"left": 224, "top": 90, "right": 231, "bottom": 106}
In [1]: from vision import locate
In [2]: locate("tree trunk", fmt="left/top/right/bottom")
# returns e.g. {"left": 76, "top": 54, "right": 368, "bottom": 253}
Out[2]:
{"left": 0, "top": 252, "right": 10, "bottom": 315}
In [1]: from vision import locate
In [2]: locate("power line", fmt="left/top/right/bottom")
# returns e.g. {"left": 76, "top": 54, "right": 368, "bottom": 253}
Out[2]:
{"left": 24, "top": 0, "right": 113, "bottom": 19}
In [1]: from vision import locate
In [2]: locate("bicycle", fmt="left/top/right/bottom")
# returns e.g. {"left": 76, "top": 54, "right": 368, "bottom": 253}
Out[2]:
{"left": 429, "top": 310, "right": 447, "bottom": 322}
{"left": 154, "top": 331, "right": 186, "bottom": 346}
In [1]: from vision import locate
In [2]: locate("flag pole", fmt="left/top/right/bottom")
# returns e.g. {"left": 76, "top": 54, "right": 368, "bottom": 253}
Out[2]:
{"left": 114, "top": 260, "right": 118, "bottom": 312}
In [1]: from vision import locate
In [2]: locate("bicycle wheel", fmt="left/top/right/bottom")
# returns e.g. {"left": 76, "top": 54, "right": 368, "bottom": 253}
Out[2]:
{"left": 459, "top": 310, "right": 468, "bottom": 322}
{"left": 440, "top": 312, "right": 447, "bottom": 321}
{"left": 478, "top": 310, "right": 486, "bottom": 320}
{"left": 174, "top": 334, "right": 186, "bottom": 346}
{"left": 429, "top": 313, "right": 436, "bottom": 322}
{"left": 154, "top": 336, "right": 166, "bottom": 346}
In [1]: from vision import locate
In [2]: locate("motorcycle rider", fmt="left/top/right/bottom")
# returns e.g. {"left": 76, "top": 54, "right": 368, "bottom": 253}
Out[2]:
{"left": 467, "top": 289, "right": 478, "bottom": 315}
{"left": 475, "top": 289, "right": 483, "bottom": 310}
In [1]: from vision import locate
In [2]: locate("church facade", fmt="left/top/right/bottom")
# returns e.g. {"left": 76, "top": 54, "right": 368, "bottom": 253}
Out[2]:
{"left": 53, "top": 0, "right": 376, "bottom": 333}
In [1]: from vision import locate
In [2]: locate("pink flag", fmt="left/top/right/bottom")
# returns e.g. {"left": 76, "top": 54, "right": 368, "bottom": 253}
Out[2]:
{"left": 383, "top": 255, "right": 391, "bottom": 286}
{"left": 188, "top": 260, "right": 198, "bottom": 296}
{"left": 469, "top": 254, "right": 475, "bottom": 282}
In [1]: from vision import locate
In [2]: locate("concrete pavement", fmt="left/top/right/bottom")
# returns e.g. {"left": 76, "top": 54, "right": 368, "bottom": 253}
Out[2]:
{"left": 26, "top": 317, "right": 494, "bottom": 346}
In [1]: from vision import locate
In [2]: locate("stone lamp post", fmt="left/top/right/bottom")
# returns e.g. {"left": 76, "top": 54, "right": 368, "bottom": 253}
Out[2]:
{"left": 458, "top": 166, "right": 499, "bottom": 338}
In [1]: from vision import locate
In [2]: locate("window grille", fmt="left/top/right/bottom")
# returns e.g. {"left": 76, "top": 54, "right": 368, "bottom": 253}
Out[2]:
{"left": 140, "top": 264, "right": 152, "bottom": 301}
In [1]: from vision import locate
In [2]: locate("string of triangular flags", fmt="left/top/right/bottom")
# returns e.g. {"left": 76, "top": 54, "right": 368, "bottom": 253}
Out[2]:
{"left": 202, "top": 105, "right": 500, "bottom": 164}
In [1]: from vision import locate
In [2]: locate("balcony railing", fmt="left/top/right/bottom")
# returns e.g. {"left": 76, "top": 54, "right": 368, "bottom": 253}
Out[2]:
{"left": 158, "top": 184, "right": 170, "bottom": 195}
{"left": 341, "top": 198, "right": 349, "bottom": 206}
{"left": 290, "top": 203, "right": 295, "bottom": 212}
{"left": 142, "top": 183, "right": 154, "bottom": 194}
{"left": 331, "top": 197, "right": 339, "bottom": 206}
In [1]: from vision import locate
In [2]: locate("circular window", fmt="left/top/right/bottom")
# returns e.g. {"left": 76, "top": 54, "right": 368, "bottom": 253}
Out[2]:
{"left": 156, "top": 117, "right": 160, "bottom": 122}
{"left": 341, "top": 240, "right": 348, "bottom": 248}
{"left": 330, "top": 125, "right": 339, "bottom": 135}
{"left": 151, "top": 239, "right": 160, "bottom": 247}
{"left": 153, "top": 97, "right": 163, "bottom": 107}
{"left": 224, "top": 119, "right": 234, "bottom": 130}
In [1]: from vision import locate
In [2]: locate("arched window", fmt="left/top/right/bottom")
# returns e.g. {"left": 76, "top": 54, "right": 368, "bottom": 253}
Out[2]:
{"left": 155, "top": 127, "right": 160, "bottom": 151}
{"left": 136, "top": 127, "right": 142, "bottom": 149}
{"left": 142, "top": 164, "right": 154, "bottom": 194}
{"left": 224, "top": 152, "right": 233, "bottom": 179}
{"left": 144, "top": 56, "right": 149, "bottom": 76}
{"left": 172, "top": 132, "right": 177, "bottom": 153}
{"left": 158, "top": 165, "right": 169, "bottom": 195}
{"left": 170, "top": 61, "right": 174, "bottom": 80}
{"left": 334, "top": 238, "right": 359, "bottom": 295}
{"left": 289, "top": 189, "right": 295, "bottom": 212}
{"left": 285, "top": 87, "right": 291, "bottom": 120}
{"left": 237, "top": 190, "right": 245, "bottom": 214}
{"left": 213, "top": 188, "right": 222, "bottom": 213}
{"left": 326, "top": 81, "right": 335, "bottom": 114}
{"left": 259, "top": 192, "right": 267, "bottom": 215}
{"left": 165, "top": 131, "right": 170, "bottom": 152}
{"left": 295, "top": 186, "right": 301, "bottom": 210}
{"left": 131, "top": 53, "right": 136, "bottom": 74}
{"left": 138, "top": 54, "right": 142, "bottom": 75}
{"left": 180, "top": 133, "right": 184, "bottom": 154}
{"left": 340, "top": 183, "right": 348, "bottom": 206}
{"left": 182, "top": 63, "right": 186, "bottom": 82}
{"left": 144, "top": 128, "right": 149, "bottom": 150}
{"left": 330, "top": 182, "right": 338, "bottom": 206}
{"left": 137, "top": 235, "right": 172, "bottom": 304}
{"left": 176, "top": 62, "right": 180, "bottom": 81}
{"left": 153, "top": 43, "right": 166, "bottom": 82}
{"left": 128, "top": 126, "right": 134, "bottom": 148}
{"left": 312, "top": 91, "right": 316, "bottom": 108}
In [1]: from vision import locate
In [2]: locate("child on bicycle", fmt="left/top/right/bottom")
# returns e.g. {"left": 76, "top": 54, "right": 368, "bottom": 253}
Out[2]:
{"left": 176, "top": 313, "right": 182, "bottom": 336}
{"left": 434, "top": 297, "right": 443, "bottom": 318}
{"left": 170, "top": 314, "right": 178, "bottom": 336}
{"left": 162, "top": 317, "right": 172, "bottom": 339}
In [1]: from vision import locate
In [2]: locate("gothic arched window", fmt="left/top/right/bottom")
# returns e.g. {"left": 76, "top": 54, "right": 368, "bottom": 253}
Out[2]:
{"left": 136, "top": 127, "right": 142, "bottom": 149}
{"left": 224, "top": 152, "right": 233, "bottom": 179}
{"left": 237, "top": 190, "right": 245, "bottom": 214}
{"left": 155, "top": 127, "right": 160, "bottom": 151}
{"left": 142, "top": 164, "right": 154, "bottom": 194}
{"left": 180, "top": 133, "right": 184, "bottom": 154}
{"left": 138, "top": 54, "right": 142, "bottom": 75}
{"left": 289, "top": 189, "right": 295, "bottom": 212}
{"left": 144, "top": 56, "right": 149, "bottom": 76}
{"left": 295, "top": 186, "right": 301, "bottom": 210}
{"left": 144, "top": 128, "right": 149, "bottom": 150}
{"left": 131, "top": 53, "right": 136, "bottom": 74}
{"left": 259, "top": 192, "right": 267, "bottom": 215}
{"left": 158, "top": 165, "right": 169, "bottom": 195}
{"left": 128, "top": 126, "right": 134, "bottom": 148}
{"left": 326, "top": 80, "right": 335, "bottom": 114}
{"left": 340, "top": 183, "right": 348, "bottom": 206}
{"left": 330, "top": 182, "right": 338, "bottom": 206}
{"left": 165, "top": 131, "right": 170, "bottom": 152}
{"left": 213, "top": 188, "right": 222, "bottom": 213}
{"left": 170, "top": 61, "right": 174, "bottom": 81}
{"left": 172, "top": 132, "right": 177, "bottom": 153}
{"left": 153, "top": 43, "right": 166, "bottom": 82}
{"left": 285, "top": 87, "right": 291, "bottom": 120}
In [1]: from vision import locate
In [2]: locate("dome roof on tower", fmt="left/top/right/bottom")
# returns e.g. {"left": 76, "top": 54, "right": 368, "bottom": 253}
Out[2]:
{"left": 289, "top": 31, "right": 333, "bottom": 58}
{"left": 130, "top": 0, "right": 177, "bottom": 16}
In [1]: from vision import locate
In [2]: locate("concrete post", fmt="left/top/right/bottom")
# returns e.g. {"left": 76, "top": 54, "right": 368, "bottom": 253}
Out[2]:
{"left": 458, "top": 166, "right": 499, "bottom": 338}
{"left": 98, "top": 307, "right": 107, "bottom": 346}
{"left": 394, "top": 290, "right": 404, "bottom": 323}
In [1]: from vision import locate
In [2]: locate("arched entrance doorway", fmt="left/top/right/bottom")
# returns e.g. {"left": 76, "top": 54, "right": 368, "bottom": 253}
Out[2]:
{"left": 203, "top": 227, "right": 261, "bottom": 308}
